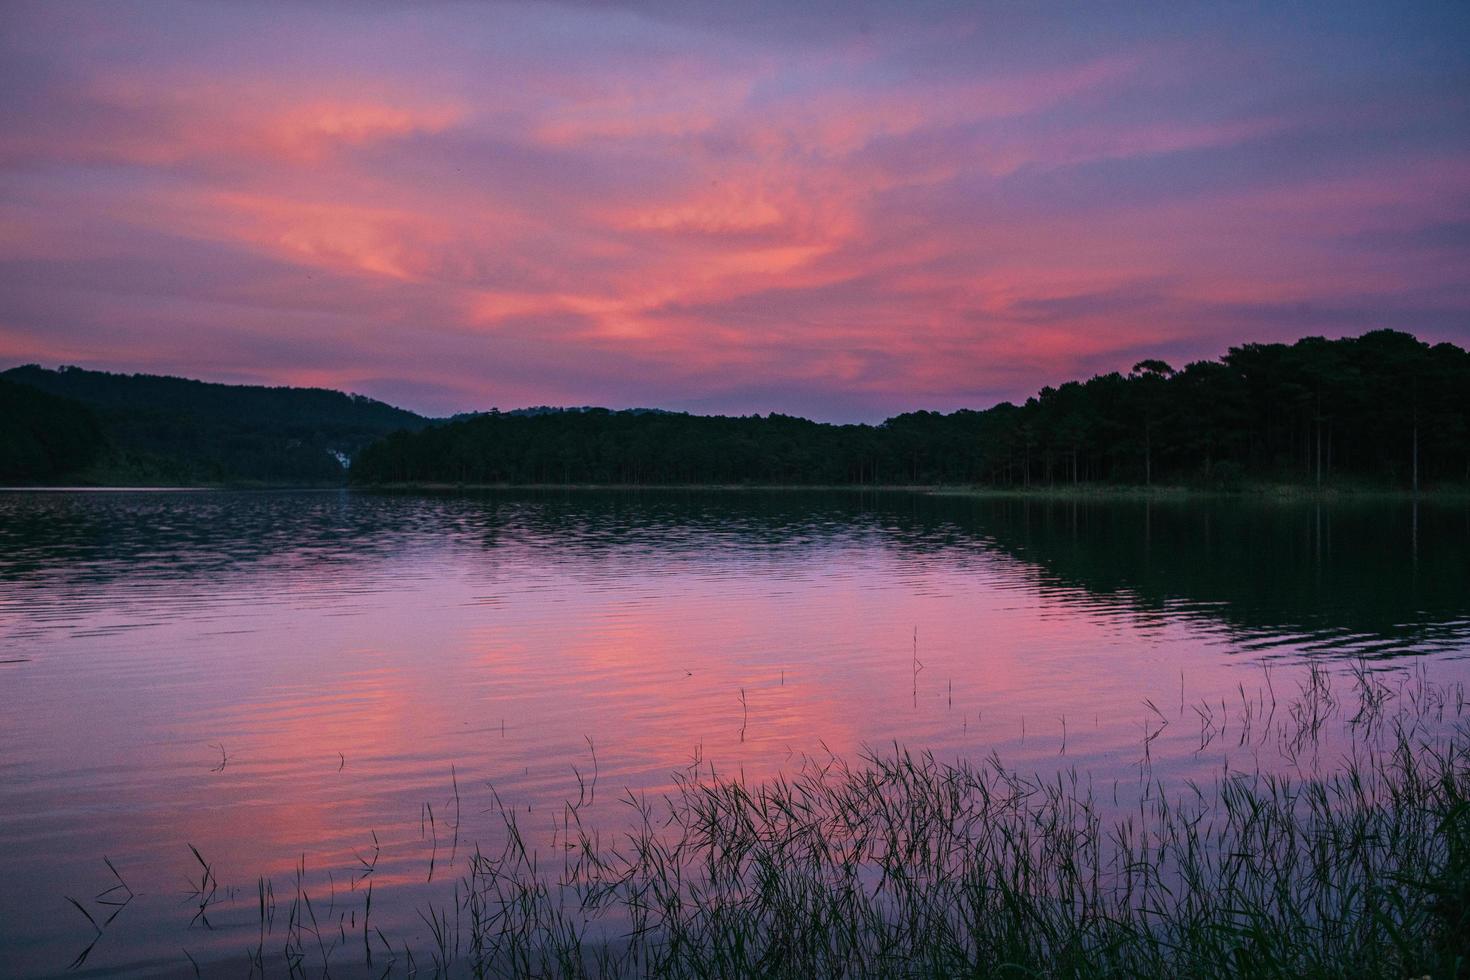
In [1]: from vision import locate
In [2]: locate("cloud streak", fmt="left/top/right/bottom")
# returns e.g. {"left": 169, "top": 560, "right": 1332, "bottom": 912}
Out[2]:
{"left": 1, "top": 0, "right": 1467, "bottom": 419}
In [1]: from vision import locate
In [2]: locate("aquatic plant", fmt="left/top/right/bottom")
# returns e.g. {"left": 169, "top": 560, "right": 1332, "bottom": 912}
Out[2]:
{"left": 80, "top": 664, "right": 1470, "bottom": 978}
{"left": 431, "top": 667, "right": 1470, "bottom": 978}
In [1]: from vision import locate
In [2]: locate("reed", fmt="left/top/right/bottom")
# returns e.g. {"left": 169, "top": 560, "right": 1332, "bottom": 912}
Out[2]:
{"left": 445, "top": 668, "right": 1468, "bottom": 979}
{"left": 75, "top": 665, "right": 1470, "bottom": 978}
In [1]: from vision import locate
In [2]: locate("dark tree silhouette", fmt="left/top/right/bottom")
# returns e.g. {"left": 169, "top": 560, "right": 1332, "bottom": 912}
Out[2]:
{"left": 0, "top": 365, "right": 429, "bottom": 484}
{"left": 5, "top": 331, "right": 1466, "bottom": 488}
{"left": 0, "top": 378, "right": 105, "bottom": 481}
{"left": 349, "top": 331, "right": 1469, "bottom": 491}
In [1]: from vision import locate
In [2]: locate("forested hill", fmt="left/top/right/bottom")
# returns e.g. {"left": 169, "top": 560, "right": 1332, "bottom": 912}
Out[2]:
{"left": 352, "top": 330, "right": 1470, "bottom": 490}
{"left": 1, "top": 365, "right": 430, "bottom": 484}
{"left": 0, "top": 377, "right": 106, "bottom": 482}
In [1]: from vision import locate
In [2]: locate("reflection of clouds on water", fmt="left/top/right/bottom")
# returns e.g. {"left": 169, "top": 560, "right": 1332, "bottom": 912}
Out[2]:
{"left": 1, "top": 489, "right": 1468, "bottom": 974}
{"left": 2, "top": 489, "right": 1466, "bottom": 653}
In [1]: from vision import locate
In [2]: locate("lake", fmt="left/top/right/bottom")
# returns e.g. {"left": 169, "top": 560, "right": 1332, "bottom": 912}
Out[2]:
{"left": 1, "top": 489, "right": 1467, "bottom": 977}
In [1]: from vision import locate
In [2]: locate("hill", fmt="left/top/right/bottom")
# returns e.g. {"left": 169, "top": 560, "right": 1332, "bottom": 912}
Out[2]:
{"left": 6, "top": 330, "right": 1467, "bottom": 489}
{"left": 0, "top": 377, "right": 106, "bottom": 483}
{"left": 350, "top": 330, "right": 1470, "bottom": 490}
{"left": 1, "top": 365, "right": 430, "bottom": 485}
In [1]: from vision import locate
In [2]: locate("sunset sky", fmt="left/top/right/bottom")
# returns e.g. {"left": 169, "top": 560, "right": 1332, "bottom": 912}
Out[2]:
{"left": 2, "top": 1, "right": 1467, "bottom": 420}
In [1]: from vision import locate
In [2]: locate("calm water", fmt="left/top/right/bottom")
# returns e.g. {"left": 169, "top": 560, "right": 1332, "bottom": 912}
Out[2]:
{"left": 1, "top": 489, "right": 1468, "bottom": 977}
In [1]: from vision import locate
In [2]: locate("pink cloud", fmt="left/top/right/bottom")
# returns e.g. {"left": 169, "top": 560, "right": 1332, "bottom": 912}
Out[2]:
{"left": 1, "top": 2, "right": 1466, "bottom": 419}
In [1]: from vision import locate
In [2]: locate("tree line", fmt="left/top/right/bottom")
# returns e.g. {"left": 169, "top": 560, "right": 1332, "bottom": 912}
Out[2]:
{"left": 351, "top": 330, "right": 1469, "bottom": 489}
{"left": 4, "top": 330, "right": 1465, "bottom": 488}
{"left": 0, "top": 365, "right": 429, "bottom": 484}
{"left": 0, "top": 377, "right": 106, "bottom": 482}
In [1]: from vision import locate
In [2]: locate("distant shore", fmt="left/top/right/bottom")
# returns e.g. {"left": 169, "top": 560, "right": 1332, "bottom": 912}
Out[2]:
{"left": 352, "top": 481, "right": 1470, "bottom": 500}
{"left": 6, "top": 480, "right": 1467, "bottom": 500}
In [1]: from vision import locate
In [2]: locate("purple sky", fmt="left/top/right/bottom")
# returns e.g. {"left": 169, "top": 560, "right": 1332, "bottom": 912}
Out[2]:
{"left": 2, "top": 1, "right": 1467, "bottom": 420}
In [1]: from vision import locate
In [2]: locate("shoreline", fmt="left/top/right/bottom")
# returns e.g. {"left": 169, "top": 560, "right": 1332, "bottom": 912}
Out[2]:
{"left": 357, "top": 481, "right": 1469, "bottom": 500}
{"left": 5, "top": 481, "right": 1467, "bottom": 500}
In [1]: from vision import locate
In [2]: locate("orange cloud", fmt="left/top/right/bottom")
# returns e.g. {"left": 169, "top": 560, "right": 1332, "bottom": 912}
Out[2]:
{"left": 261, "top": 101, "right": 463, "bottom": 162}
{"left": 201, "top": 193, "right": 451, "bottom": 280}
{"left": 3, "top": 3, "right": 1466, "bottom": 418}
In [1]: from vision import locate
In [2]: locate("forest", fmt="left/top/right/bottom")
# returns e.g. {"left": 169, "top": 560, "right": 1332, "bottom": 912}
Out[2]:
{"left": 0, "top": 365, "right": 428, "bottom": 484}
{"left": 0, "top": 377, "right": 107, "bottom": 482}
{"left": 3, "top": 330, "right": 1466, "bottom": 489}
{"left": 350, "top": 331, "right": 1469, "bottom": 490}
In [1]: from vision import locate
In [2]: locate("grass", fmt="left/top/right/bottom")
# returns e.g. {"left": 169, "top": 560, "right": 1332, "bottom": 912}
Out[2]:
{"left": 448, "top": 720, "right": 1468, "bottom": 976}
{"left": 69, "top": 665, "right": 1470, "bottom": 978}
{"left": 425, "top": 666, "right": 1469, "bottom": 977}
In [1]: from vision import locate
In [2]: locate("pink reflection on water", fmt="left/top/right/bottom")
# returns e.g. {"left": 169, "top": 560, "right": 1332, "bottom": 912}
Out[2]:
{"left": 1, "top": 490, "right": 1467, "bottom": 975}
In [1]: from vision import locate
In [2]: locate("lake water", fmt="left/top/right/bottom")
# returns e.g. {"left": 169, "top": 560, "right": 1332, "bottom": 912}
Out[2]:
{"left": 1, "top": 489, "right": 1467, "bottom": 977}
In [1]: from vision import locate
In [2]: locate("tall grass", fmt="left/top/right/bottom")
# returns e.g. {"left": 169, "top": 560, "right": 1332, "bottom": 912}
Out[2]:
{"left": 77, "top": 665, "right": 1470, "bottom": 978}
{"left": 447, "top": 668, "right": 1468, "bottom": 979}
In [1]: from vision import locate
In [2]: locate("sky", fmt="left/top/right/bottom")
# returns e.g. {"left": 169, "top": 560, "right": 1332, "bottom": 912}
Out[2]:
{"left": 1, "top": 1, "right": 1467, "bottom": 421}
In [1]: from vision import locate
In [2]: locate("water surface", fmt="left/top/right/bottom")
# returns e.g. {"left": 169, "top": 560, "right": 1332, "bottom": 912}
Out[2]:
{"left": 1, "top": 489, "right": 1467, "bottom": 976}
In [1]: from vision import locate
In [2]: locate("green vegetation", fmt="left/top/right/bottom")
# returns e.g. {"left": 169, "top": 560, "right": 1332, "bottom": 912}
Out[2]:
{"left": 0, "top": 364, "right": 428, "bottom": 484}
{"left": 351, "top": 330, "right": 1468, "bottom": 490}
{"left": 112, "top": 665, "right": 1469, "bottom": 978}
{"left": 6, "top": 330, "right": 1467, "bottom": 488}
{"left": 0, "top": 377, "right": 105, "bottom": 482}
{"left": 442, "top": 670, "right": 1469, "bottom": 977}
